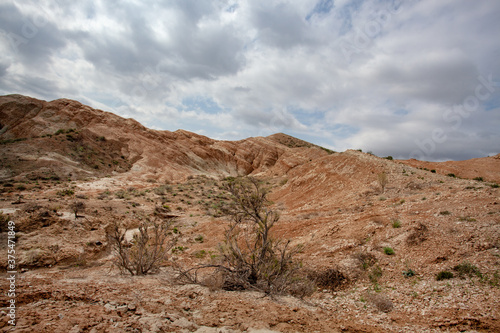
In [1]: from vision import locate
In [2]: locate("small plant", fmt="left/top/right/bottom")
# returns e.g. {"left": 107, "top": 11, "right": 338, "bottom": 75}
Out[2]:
{"left": 308, "top": 267, "right": 349, "bottom": 291}
{"left": 431, "top": 169, "right": 436, "bottom": 173}
{"left": 473, "top": 177, "right": 484, "bottom": 181}
{"left": 402, "top": 269, "right": 415, "bottom": 278}
{"left": 378, "top": 172, "right": 388, "bottom": 193}
{"left": 490, "top": 183, "right": 499, "bottom": 188}
{"left": 57, "top": 189, "right": 74, "bottom": 196}
{"left": 453, "top": 262, "right": 482, "bottom": 279}
{"left": 369, "top": 265, "right": 383, "bottom": 283}
{"left": 440, "top": 210, "right": 451, "bottom": 216}
{"left": 392, "top": 219, "right": 401, "bottom": 228}
{"left": 383, "top": 247, "right": 395, "bottom": 255}
{"left": 458, "top": 216, "right": 476, "bottom": 222}
{"left": 356, "top": 252, "right": 377, "bottom": 270}
{"left": 447, "top": 173, "right": 456, "bottom": 178}
{"left": 69, "top": 201, "right": 86, "bottom": 219}
{"left": 436, "top": 271, "right": 454, "bottom": 281}
{"left": 194, "top": 250, "right": 206, "bottom": 258}
{"left": 194, "top": 235, "right": 204, "bottom": 243}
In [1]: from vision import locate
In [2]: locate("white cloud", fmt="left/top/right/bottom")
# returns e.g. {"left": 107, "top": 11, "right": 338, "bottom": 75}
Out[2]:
{"left": 0, "top": 0, "right": 499, "bottom": 161}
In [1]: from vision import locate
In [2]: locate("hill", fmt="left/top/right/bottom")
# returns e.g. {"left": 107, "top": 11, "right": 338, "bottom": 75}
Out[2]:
{"left": 0, "top": 94, "right": 499, "bottom": 332}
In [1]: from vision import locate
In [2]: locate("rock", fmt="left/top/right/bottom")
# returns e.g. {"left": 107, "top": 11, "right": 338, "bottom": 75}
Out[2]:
{"left": 172, "top": 317, "right": 198, "bottom": 330}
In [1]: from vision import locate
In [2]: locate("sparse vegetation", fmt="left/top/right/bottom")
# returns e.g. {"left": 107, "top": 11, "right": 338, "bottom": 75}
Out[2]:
{"left": 307, "top": 267, "right": 349, "bottom": 291}
{"left": 57, "top": 188, "right": 74, "bottom": 196}
{"left": 436, "top": 271, "right": 454, "bottom": 281}
{"left": 403, "top": 269, "right": 416, "bottom": 278}
{"left": 108, "top": 218, "right": 176, "bottom": 275}
{"left": 377, "top": 172, "right": 388, "bottom": 193}
{"left": 69, "top": 200, "right": 86, "bottom": 219}
{"left": 383, "top": 247, "right": 395, "bottom": 255}
{"left": 180, "top": 177, "right": 307, "bottom": 295}
{"left": 453, "top": 262, "right": 482, "bottom": 279}
{"left": 392, "top": 219, "right": 401, "bottom": 228}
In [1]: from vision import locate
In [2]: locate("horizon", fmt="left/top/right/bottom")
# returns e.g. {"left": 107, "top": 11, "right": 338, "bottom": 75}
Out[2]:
{"left": 1, "top": 1, "right": 499, "bottom": 161}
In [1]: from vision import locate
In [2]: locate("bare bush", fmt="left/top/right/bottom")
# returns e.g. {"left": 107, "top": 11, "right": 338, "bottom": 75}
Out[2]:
{"left": 307, "top": 267, "right": 349, "bottom": 291}
{"left": 378, "top": 172, "right": 388, "bottom": 193}
{"left": 108, "top": 218, "right": 176, "bottom": 275}
{"left": 184, "top": 177, "right": 307, "bottom": 295}
{"left": 70, "top": 200, "right": 86, "bottom": 219}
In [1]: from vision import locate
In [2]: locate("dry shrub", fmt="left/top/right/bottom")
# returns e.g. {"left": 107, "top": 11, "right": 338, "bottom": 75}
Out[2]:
{"left": 406, "top": 222, "right": 428, "bottom": 245}
{"left": 216, "top": 177, "right": 307, "bottom": 295}
{"left": 366, "top": 293, "right": 393, "bottom": 312}
{"left": 378, "top": 172, "right": 388, "bottom": 193}
{"left": 307, "top": 267, "right": 349, "bottom": 291}
{"left": 108, "top": 218, "right": 176, "bottom": 275}
{"left": 355, "top": 251, "right": 377, "bottom": 270}
{"left": 183, "top": 177, "right": 309, "bottom": 296}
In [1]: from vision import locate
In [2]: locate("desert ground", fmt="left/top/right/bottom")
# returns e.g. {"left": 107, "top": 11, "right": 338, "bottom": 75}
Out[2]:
{"left": 1, "top": 95, "right": 499, "bottom": 332}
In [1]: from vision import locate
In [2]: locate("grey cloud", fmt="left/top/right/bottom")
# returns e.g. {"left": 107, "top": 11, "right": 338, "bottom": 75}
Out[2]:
{"left": 250, "top": 2, "right": 314, "bottom": 49}
{"left": 0, "top": 3, "right": 66, "bottom": 68}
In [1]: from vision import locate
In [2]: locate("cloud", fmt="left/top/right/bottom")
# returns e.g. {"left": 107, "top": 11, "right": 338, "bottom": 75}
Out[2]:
{"left": 0, "top": 0, "right": 499, "bottom": 161}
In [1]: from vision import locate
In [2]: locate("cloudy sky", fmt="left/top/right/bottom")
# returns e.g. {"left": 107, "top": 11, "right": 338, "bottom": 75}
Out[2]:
{"left": 1, "top": 0, "right": 499, "bottom": 161}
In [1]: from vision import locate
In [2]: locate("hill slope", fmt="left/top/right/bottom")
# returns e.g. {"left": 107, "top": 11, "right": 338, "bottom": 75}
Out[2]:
{"left": 0, "top": 94, "right": 327, "bottom": 182}
{"left": 0, "top": 94, "right": 499, "bottom": 332}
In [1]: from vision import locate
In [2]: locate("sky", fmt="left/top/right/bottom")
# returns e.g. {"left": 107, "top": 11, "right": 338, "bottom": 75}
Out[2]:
{"left": 1, "top": 0, "right": 499, "bottom": 161}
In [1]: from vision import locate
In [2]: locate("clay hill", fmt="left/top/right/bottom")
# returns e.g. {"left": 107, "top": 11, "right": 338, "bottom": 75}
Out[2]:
{"left": 0, "top": 94, "right": 499, "bottom": 332}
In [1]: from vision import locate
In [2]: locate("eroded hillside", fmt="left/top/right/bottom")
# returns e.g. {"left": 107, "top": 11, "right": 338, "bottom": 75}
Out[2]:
{"left": 1, "top": 95, "right": 499, "bottom": 332}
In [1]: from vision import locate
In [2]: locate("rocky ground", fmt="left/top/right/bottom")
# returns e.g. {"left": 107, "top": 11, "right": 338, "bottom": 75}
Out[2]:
{"left": 1, "top": 156, "right": 499, "bottom": 332}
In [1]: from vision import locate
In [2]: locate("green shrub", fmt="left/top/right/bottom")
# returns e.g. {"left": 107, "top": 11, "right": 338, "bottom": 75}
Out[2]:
{"left": 383, "top": 247, "right": 395, "bottom": 255}
{"left": 473, "top": 177, "right": 484, "bottom": 181}
{"left": 402, "top": 269, "right": 415, "bottom": 278}
{"left": 57, "top": 189, "right": 74, "bottom": 196}
{"left": 436, "top": 271, "right": 454, "bottom": 281}
{"left": 453, "top": 262, "right": 482, "bottom": 279}
{"left": 439, "top": 210, "right": 451, "bottom": 215}
{"left": 392, "top": 219, "right": 401, "bottom": 228}
{"left": 447, "top": 173, "right": 456, "bottom": 178}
